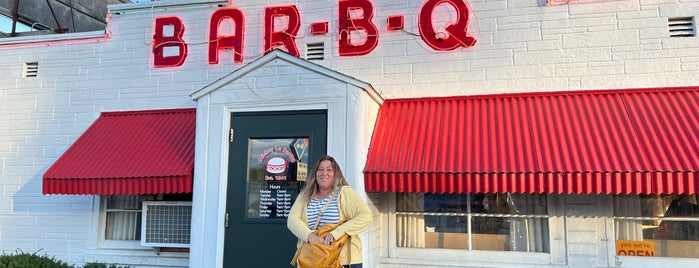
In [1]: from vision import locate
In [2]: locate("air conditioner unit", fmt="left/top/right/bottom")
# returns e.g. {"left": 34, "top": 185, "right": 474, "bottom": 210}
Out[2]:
{"left": 141, "top": 201, "right": 192, "bottom": 248}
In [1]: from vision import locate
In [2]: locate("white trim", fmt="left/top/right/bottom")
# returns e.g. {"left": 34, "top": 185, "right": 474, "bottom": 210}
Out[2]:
{"left": 109, "top": 0, "right": 228, "bottom": 13}
{"left": 189, "top": 49, "right": 383, "bottom": 105}
{"left": 0, "top": 30, "right": 106, "bottom": 45}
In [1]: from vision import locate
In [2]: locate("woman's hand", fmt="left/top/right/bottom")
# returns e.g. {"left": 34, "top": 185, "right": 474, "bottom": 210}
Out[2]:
{"left": 307, "top": 233, "right": 335, "bottom": 244}
{"left": 322, "top": 234, "right": 335, "bottom": 245}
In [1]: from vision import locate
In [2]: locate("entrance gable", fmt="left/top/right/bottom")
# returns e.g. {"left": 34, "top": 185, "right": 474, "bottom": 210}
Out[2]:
{"left": 188, "top": 48, "right": 382, "bottom": 268}
{"left": 191, "top": 49, "right": 382, "bottom": 105}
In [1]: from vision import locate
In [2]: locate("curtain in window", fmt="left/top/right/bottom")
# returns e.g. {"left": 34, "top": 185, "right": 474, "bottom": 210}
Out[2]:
{"left": 397, "top": 193, "right": 425, "bottom": 248}
{"left": 507, "top": 193, "right": 549, "bottom": 252}
{"left": 614, "top": 195, "right": 643, "bottom": 240}
{"left": 105, "top": 195, "right": 142, "bottom": 240}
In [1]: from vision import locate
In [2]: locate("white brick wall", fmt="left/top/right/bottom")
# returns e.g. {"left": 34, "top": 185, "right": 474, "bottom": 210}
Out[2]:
{"left": 0, "top": 0, "right": 698, "bottom": 267}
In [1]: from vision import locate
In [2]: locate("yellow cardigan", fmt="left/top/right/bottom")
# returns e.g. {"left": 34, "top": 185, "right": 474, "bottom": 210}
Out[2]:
{"left": 287, "top": 185, "right": 372, "bottom": 265}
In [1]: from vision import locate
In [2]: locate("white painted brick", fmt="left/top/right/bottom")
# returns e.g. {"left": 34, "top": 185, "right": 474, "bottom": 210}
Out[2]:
{"left": 527, "top": 39, "right": 563, "bottom": 51}
{"left": 640, "top": 27, "right": 671, "bottom": 39}
{"left": 616, "top": 9, "right": 660, "bottom": 19}
{"left": 611, "top": 43, "right": 664, "bottom": 52}
{"left": 662, "top": 37, "right": 699, "bottom": 49}
{"left": 682, "top": 56, "right": 699, "bottom": 63}
{"left": 506, "top": 0, "right": 537, "bottom": 9}
{"left": 472, "top": 18, "right": 497, "bottom": 33}
{"left": 541, "top": 16, "right": 617, "bottom": 30}
{"left": 641, "top": 0, "right": 680, "bottom": 5}
{"left": 471, "top": 57, "right": 514, "bottom": 69}
{"left": 413, "top": 60, "right": 469, "bottom": 74}
{"left": 413, "top": 70, "right": 486, "bottom": 83}
{"left": 659, "top": 3, "right": 699, "bottom": 17}
{"left": 618, "top": 17, "right": 666, "bottom": 29}
{"left": 625, "top": 58, "right": 681, "bottom": 73}
{"left": 543, "top": 27, "right": 587, "bottom": 35}
{"left": 610, "top": 48, "right": 660, "bottom": 60}
{"left": 682, "top": 62, "right": 699, "bottom": 71}
{"left": 581, "top": 72, "right": 699, "bottom": 89}
{"left": 515, "top": 47, "right": 611, "bottom": 65}
{"left": 587, "top": 25, "right": 620, "bottom": 32}
{"left": 562, "top": 30, "right": 639, "bottom": 48}
{"left": 498, "top": 21, "right": 542, "bottom": 31}
{"left": 470, "top": 0, "right": 509, "bottom": 11}
{"left": 556, "top": 62, "right": 625, "bottom": 77}
{"left": 493, "top": 28, "right": 542, "bottom": 44}
{"left": 486, "top": 64, "right": 555, "bottom": 80}
{"left": 569, "top": 0, "right": 639, "bottom": 15}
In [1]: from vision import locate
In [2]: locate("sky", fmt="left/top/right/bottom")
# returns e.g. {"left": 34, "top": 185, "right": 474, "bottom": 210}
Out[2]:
{"left": 0, "top": 15, "right": 31, "bottom": 33}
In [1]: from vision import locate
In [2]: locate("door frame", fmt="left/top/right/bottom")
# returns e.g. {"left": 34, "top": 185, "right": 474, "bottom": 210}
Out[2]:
{"left": 212, "top": 101, "right": 332, "bottom": 268}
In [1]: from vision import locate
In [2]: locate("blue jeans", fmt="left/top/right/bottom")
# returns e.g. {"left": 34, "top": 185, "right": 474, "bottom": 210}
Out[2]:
{"left": 343, "top": 264, "right": 362, "bottom": 268}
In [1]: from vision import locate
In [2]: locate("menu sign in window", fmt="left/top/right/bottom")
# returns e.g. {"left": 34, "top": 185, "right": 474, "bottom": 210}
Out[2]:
{"left": 258, "top": 184, "right": 293, "bottom": 218}
{"left": 246, "top": 138, "right": 309, "bottom": 220}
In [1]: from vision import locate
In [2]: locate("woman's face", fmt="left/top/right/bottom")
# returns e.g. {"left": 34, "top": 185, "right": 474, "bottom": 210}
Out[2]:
{"left": 315, "top": 160, "right": 335, "bottom": 191}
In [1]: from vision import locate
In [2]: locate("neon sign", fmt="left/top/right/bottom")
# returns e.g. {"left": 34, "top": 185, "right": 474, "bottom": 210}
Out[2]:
{"left": 152, "top": 0, "right": 477, "bottom": 68}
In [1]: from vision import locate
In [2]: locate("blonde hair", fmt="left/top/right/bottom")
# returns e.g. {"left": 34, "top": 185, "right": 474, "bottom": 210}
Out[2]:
{"left": 299, "top": 155, "right": 348, "bottom": 200}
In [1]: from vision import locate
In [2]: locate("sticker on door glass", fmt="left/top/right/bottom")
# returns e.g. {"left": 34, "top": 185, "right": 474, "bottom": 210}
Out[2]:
{"left": 247, "top": 138, "right": 309, "bottom": 219}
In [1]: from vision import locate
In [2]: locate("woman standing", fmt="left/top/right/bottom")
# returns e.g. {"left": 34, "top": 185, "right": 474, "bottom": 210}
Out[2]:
{"left": 287, "top": 155, "right": 372, "bottom": 268}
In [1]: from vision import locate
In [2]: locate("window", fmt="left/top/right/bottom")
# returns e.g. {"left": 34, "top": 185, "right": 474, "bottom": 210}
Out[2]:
{"left": 614, "top": 194, "right": 699, "bottom": 258}
{"left": 396, "top": 193, "right": 549, "bottom": 252}
{"left": 105, "top": 195, "right": 142, "bottom": 241}
{"left": 101, "top": 194, "right": 192, "bottom": 249}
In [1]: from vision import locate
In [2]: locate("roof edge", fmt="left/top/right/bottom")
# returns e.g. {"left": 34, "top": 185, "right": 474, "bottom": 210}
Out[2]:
{"left": 382, "top": 86, "right": 699, "bottom": 103}
{"left": 190, "top": 49, "right": 384, "bottom": 104}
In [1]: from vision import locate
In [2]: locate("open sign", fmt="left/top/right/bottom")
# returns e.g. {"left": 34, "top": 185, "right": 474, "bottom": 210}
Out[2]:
{"left": 616, "top": 240, "right": 655, "bottom": 257}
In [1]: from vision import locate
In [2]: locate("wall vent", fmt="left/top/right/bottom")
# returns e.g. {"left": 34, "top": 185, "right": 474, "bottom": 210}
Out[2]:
{"left": 141, "top": 201, "right": 192, "bottom": 248}
{"left": 306, "top": 42, "right": 325, "bottom": 61}
{"left": 668, "top": 17, "right": 696, "bottom": 37}
{"left": 23, "top": 62, "right": 38, "bottom": 77}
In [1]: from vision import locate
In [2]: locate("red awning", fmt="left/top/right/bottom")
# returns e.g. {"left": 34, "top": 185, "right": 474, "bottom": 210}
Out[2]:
{"left": 364, "top": 87, "right": 699, "bottom": 194}
{"left": 43, "top": 108, "right": 196, "bottom": 195}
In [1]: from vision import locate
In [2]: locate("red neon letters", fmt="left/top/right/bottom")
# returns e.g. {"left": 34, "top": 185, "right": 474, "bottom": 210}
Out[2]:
{"left": 151, "top": 0, "right": 477, "bottom": 67}
{"left": 338, "top": 0, "right": 379, "bottom": 56}
{"left": 264, "top": 6, "right": 301, "bottom": 57}
{"left": 418, "top": 0, "right": 476, "bottom": 50}
{"left": 152, "top": 16, "right": 187, "bottom": 67}
{"left": 208, "top": 8, "right": 245, "bottom": 64}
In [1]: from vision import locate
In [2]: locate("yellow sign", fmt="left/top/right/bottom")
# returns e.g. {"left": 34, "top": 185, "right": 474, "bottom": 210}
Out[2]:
{"left": 616, "top": 240, "right": 655, "bottom": 257}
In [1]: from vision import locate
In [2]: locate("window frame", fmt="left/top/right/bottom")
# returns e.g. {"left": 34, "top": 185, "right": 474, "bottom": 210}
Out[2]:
{"left": 382, "top": 192, "right": 566, "bottom": 266}
{"left": 611, "top": 194, "right": 699, "bottom": 260}
{"left": 98, "top": 195, "right": 150, "bottom": 250}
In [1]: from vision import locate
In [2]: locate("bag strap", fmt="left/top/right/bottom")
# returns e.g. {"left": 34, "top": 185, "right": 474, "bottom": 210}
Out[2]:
{"left": 312, "top": 188, "right": 339, "bottom": 230}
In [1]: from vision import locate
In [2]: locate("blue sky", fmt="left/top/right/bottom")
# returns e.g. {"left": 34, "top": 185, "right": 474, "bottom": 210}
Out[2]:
{"left": 0, "top": 15, "right": 31, "bottom": 33}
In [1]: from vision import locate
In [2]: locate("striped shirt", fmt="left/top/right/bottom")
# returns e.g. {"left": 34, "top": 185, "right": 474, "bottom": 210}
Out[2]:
{"left": 307, "top": 193, "right": 340, "bottom": 229}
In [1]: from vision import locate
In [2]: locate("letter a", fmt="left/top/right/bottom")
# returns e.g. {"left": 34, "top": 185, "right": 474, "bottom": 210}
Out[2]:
{"left": 209, "top": 8, "right": 245, "bottom": 64}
